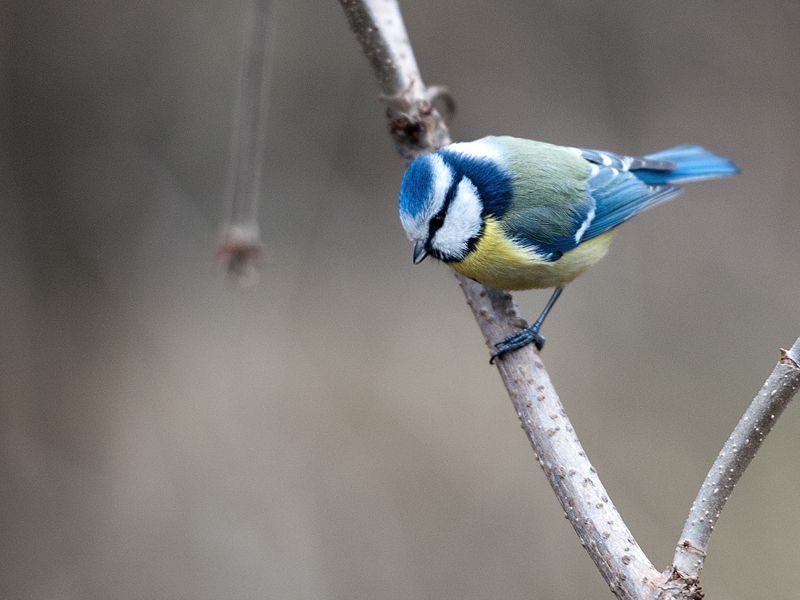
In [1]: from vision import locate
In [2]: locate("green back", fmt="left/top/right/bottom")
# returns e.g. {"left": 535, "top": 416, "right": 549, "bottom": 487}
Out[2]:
{"left": 485, "top": 136, "right": 591, "bottom": 246}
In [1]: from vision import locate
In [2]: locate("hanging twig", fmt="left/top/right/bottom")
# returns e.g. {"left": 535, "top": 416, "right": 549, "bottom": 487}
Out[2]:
{"left": 218, "top": 0, "right": 272, "bottom": 284}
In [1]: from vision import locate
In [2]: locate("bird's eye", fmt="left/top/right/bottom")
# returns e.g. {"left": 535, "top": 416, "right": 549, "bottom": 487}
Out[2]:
{"left": 430, "top": 214, "right": 445, "bottom": 230}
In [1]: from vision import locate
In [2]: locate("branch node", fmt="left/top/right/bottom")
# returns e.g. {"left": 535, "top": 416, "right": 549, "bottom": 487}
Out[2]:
{"left": 218, "top": 224, "right": 265, "bottom": 287}
{"left": 382, "top": 95, "right": 451, "bottom": 158}
{"left": 424, "top": 85, "right": 457, "bottom": 120}
{"left": 657, "top": 567, "right": 704, "bottom": 600}
{"left": 678, "top": 540, "right": 706, "bottom": 558}
{"left": 779, "top": 348, "right": 800, "bottom": 370}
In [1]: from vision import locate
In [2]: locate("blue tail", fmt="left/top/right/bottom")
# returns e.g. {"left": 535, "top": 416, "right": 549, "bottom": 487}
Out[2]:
{"left": 634, "top": 145, "right": 740, "bottom": 184}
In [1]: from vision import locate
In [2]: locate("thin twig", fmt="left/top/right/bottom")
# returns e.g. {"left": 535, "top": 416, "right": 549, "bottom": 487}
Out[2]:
{"left": 218, "top": 0, "right": 272, "bottom": 284}
{"left": 672, "top": 337, "right": 800, "bottom": 577}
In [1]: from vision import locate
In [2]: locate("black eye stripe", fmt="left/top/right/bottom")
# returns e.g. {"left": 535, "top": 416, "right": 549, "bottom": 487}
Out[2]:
{"left": 428, "top": 179, "right": 459, "bottom": 237}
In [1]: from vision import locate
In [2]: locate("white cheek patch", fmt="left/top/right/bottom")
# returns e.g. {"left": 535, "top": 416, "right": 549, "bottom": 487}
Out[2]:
{"left": 431, "top": 176, "right": 483, "bottom": 260}
{"left": 445, "top": 141, "right": 502, "bottom": 162}
{"left": 400, "top": 154, "right": 453, "bottom": 242}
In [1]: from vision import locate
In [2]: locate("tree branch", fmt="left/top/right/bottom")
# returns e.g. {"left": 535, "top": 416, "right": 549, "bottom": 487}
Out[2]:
{"left": 458, "top": 277, "right": 663, "bottom": 598}
{"left": 338, "top": 2, "right": 800, "bottom": 598}
{"left": 338, "top": 3, "right": 662, "bottom": 597}
{"left": 672, "top": 337, "right": 800, "bottom": 577}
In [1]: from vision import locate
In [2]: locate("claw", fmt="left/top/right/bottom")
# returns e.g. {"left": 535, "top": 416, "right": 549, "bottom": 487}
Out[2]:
{"left": 489, "top": 326, "right": 545, "bottom": 364}
{"left": 488, "top": 287, "right": 562, "bottom": 364}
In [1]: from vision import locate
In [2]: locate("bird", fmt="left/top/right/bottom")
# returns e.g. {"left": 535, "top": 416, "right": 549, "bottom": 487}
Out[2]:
{"left": 398, "top": 136, "right": 739, "bottom": 362}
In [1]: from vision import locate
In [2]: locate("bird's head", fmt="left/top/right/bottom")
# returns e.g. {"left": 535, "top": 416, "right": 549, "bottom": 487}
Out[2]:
{"left": 399, "top": 141, "right": 509, "bottom": 264}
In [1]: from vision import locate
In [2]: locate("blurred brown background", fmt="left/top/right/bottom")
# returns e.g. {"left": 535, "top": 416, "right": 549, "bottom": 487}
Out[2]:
{"left": 1, "top": 0, "right": 799, "bottom": 598}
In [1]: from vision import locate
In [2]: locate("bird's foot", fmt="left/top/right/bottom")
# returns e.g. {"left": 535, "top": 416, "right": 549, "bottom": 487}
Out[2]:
{"left": 490, "top": 326, "right": 545, "bottom": 364}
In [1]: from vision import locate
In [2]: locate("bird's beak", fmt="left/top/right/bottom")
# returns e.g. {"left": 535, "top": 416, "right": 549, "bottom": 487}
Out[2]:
{"left": 413, "top": 241, "right": 428, "bottom": 264}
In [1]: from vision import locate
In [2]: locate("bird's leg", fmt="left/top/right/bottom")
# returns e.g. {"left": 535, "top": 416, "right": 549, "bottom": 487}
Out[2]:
{"left": 490, "top": 287, "right": 564, "bottom": 364}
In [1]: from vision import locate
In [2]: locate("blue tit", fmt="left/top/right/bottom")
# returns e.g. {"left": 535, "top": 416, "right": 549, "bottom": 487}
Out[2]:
{"left": 398, "top": 136, "right": 739, "bottom": 362}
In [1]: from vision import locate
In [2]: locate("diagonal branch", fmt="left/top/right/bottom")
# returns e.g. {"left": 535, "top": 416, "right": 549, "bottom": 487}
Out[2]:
{"left": 672, "top": 337, "right": 800, "bottom": 577}
{"left": 338, "top": 2, "right": 661, "bottom": 597}
{"left": 458, "top": 277, "right": 662, "bottom": 598}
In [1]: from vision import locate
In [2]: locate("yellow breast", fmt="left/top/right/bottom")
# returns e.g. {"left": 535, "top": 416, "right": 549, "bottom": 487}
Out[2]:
{"left": 449, "top": 217, "right": 614, "bottom": 290}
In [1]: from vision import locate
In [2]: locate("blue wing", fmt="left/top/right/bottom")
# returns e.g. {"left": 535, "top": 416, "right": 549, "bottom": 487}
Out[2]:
{"left": 504, "top": 155, "right": 680, "bottom": 261}
{"left": 503, "top": 144, "right": 738, "bottom": 261}
{"left": 580, "top": 165, "right": 681, "bottom": 242}
{"left": 575, "top": 143, "right": 739, "bottom": 241}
